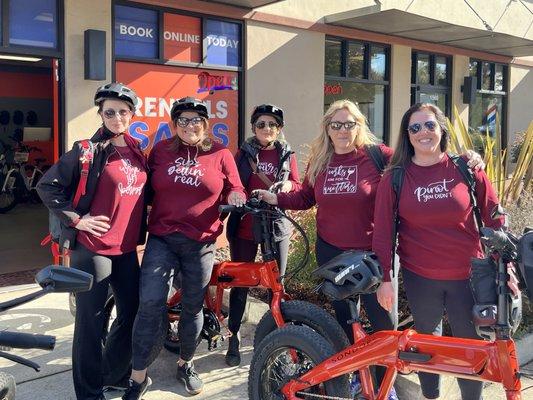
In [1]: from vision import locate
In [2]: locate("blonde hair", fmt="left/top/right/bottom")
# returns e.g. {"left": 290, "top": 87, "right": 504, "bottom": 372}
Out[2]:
{"left": 306, "top": 99, "right": 378, "bottom": 185}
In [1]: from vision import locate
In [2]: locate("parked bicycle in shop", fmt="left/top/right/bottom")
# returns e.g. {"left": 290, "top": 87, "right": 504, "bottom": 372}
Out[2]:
{"left": 0, "top": 266, "right": 93, "bottom": 400}
{"left": 248, "top": 220, "right": 533, "bottom": 400}
{"left": 0, "top": 138, "right": 49, "bottom": 213}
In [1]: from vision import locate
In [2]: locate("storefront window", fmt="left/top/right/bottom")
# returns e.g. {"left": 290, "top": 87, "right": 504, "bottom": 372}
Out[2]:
{"left": 411, "top": 52, "right": 451, "bottom": 115}
{"left": 9, "top": 0, "right": 57, "bottom": 48}
{"left": 204, "top": 19, "right": 240, "bottom": 67}
{"left": 324, "top": 38, "right": 389, "bottom": 141}
{"left": 163, "top": 13, "right": 202, "bottom": 63}
{"left": 468, "top": 59, "right": 507, "bottom": 145}
{"left": 435, "top": 56, "right": 447, "bottom": 86}
{"left": 115, "top": 5, "right": 159, "bottom": 59}
{"left": 325, "top": 39, "right": 342, "bottom": 77}
{"left": 416, "top": 53, "right": 430, "bottom": 84}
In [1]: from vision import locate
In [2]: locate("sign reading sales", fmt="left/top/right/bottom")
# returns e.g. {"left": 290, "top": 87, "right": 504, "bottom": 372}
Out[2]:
{"left": 116, "top": 61, "right": 239, "bottom": 154}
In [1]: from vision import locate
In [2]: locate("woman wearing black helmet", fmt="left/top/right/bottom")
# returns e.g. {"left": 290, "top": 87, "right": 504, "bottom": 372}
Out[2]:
{"left": 37, "top": 82, "right": 148, "bottom": 400}
{"left": 124, "top": 97, "right": 245, "bottom": 399}
{"left": 224, "top": 104, "right": 300, "bottom": 367}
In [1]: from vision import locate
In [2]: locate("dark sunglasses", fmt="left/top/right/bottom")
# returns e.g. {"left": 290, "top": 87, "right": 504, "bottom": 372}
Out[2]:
{"left": 329, "top": 121, "right": 357, "bottom": 131}
{"left": 408, "top": 120, "right": 438, "bottom": 135}
{"left": 254, "top": 121, "right": 280, "bottom": 130}
{"left": 176, "top": 116, "right": 206, "bottom": 128}
{"left": 102, "top": 109, "right": 132, "bottom": 119}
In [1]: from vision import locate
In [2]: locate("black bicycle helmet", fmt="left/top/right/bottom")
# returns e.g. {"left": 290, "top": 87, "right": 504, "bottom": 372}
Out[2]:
{"left": 251, "top": 104, "right": 284, "bottom": 126}
{"left": 170, "top": 97, "right": 209, "bottom": 120}
{"left": 314, "top": 251, "right": 383, "bottom": 300}
{"left": 94, "top": 82, "right": 139, "bottom": 109}
{"left": 0, "top": 110, "right": 9, "bottom": 125}
{"left": 13, "top": 110, "right": 24, "bottom": 125}
{"left": 26, "top": 110, "right": 38, "bottom": 126}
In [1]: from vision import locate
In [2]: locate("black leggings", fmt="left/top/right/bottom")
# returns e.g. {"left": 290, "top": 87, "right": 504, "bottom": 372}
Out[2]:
{"left": 402, "top": 268, "right": 482, "bottom": 400}
{"left": 227, "top": 236, "right": 289, "bottom": 335}
{"left": 70, "top": 243, "right": 140, "bottom": 400}
{"left": 315, "top": 236, "right": 394, "bottom": 386}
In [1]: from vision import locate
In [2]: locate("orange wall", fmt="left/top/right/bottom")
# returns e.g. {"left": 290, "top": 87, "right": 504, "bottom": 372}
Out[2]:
{"left": 0, "top": 71, "right": 52, "bottom": 99}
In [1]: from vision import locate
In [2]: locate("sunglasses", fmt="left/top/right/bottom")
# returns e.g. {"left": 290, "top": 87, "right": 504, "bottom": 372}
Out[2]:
{"left": 254, "top": 121, "right": 280, "bottom": 130}
{"left": 176, "top": 116, "right": 206, "bottom": 128}
{"left": 329, "top": 121, "right": 357, "bottom": 131}
{"left": 102, "top": 109, "right": 132, "bottom": 119}
{"left": 408, "top": 120, "right": 438, "bottom": 135}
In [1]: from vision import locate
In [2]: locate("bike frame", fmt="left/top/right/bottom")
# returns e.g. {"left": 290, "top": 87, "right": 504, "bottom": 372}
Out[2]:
{"left": 280, "top": 240, "right": 523, "bottom": 400}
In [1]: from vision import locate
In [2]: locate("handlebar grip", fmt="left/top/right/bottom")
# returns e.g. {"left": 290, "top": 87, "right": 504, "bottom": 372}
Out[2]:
{"left": 0, "top": 331, "right": 56, "bottom": 350}
{"left": 219, "top": 204, "right": 237, "bottom": 213}
{"left": 480, "top": 227, "right": 511, "bottom": 251}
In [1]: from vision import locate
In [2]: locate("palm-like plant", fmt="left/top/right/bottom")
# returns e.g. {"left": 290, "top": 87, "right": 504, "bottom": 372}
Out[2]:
{"left": 447, "top": 106, "right": 533, "bottom": 206}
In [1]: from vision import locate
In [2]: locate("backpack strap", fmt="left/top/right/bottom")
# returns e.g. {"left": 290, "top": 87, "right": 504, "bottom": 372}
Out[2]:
{"left": 72, "top": 140, "right": 93, "bottom": 208}
{"left": 364, "top": 144, "right": 386, "bottom": 175}
{"left": 390, "top": 166, "right": 405, "bottom": 279}
{"left": 448, "top": 153, "right": 483, "bottom": 234}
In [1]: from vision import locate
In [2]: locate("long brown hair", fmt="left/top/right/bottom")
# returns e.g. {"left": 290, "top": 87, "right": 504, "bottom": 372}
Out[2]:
{"left": 389, "top": 103, "right": 449, "bottom": 169}
{"left": 306, "top": 99, "right": 378, "bottom": 185}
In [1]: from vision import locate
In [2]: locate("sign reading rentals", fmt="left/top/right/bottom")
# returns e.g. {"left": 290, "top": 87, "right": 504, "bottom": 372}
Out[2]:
{"left": 116, "top": 61, "right": 239, "bottom": 154}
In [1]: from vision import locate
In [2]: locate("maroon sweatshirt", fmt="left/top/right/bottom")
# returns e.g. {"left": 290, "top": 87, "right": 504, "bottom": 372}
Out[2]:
{"left": 372, "top": 154, "right": 503, "bottom": 282}
{"left": 277, "top": 144, "right": 393, "bottom": 250}
{"left": 78, "top": 146, "right": 147, "bottom": 255}
{"left": 237, "top": 149, "right": 300, "bottom": 240}
{"left": 148, "top": 139, "right": 245, "bottom": 242}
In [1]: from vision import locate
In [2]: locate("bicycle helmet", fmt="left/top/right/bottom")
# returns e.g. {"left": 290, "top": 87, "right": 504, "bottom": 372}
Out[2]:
{"left": 26, "top": 110, "right": 38, "bottom": 126}
{"left": 170, "top": 97, "right": 209, "bottom": 120}
{"left": 251, "top": 104, "right": 284, "bottom": 126}
{"left": 94, "top": 82, "right": 139, "bottom": 109}
{"left": 314, "top": 251, "right": 383, "bottom": 301}
{"left": 13, "top": 110, "right": 24, "bottom": 125}
{"left": 0, "top": 110, "right": 9, "bottom": 125}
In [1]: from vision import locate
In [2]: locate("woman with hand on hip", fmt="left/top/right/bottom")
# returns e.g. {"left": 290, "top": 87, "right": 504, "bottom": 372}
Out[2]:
{"left": 372, "top": 103, "right": 503, "bottom": 400}
{"left": 123, "top": 97, "right": 246, "bottom": 399}
{"left": 224, "top": 104, "right": 300, "bottom": 366}
{"left": 37, "top": 83, "right": 148, "bottom": 400}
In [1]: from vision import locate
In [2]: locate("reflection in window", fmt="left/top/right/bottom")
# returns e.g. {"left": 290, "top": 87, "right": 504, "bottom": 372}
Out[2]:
{"left": 435, "top": 56, "right": 447, "bottom": 86}
{"left": 9, "top": 0, "right": 57, "bottom": 48}
{"left": 469, "top": 60, "right": 478, "bottom": 78}
{"left": 482, "top": 62, "right": 491, "bottom": 90}
{"left": 347, "top": 42, "right": 364, "bottom": 79}
{"left": 495, "top": 64, "right": 504, "bottom": 92}
{"left": 417, "top": 53, "right": 430, "bottom": 84}
{"left": 419, "top": 92, "right": 447, "bottom": 112}
{"left": 370, "top": 46, "right": 386, "bottom": 81}
{"left": 324, "top": 80, "right": 386, "bottom": 139}
{"left": 469, "top": 93, "right": 503, "bottom": 139}
{"left": 325, "top": 40, "right": 342, "bottom": 76}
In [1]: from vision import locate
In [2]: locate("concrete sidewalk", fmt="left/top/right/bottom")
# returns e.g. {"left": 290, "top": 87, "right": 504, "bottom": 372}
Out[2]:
{"left": 1, "top": 284, "right": 532, "bottom": 400}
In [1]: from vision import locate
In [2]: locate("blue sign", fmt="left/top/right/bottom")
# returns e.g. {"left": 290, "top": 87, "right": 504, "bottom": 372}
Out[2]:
{"left": 9, "top": 0, "right": 57, "bottom": 48}
{"left": 204, "top": 20, "right": 240, "bottom": 67}
{"left": 115, "top": 5, "right": 158, "bottom": 59}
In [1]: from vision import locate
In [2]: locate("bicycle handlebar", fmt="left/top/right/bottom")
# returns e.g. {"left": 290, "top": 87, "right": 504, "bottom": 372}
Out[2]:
{"left": 0, "top": 331, "right": 55, "bottom": 351}
{"left": 218, "top": 197, "right": 276, "bottom": 216}
{"left": 480, "top": 227, "right": 518, "bottom": 260}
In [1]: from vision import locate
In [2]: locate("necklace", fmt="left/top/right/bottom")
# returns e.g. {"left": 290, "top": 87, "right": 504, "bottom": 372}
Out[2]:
{"left": 113, "top": 145, "right": 130, "bottom": 168}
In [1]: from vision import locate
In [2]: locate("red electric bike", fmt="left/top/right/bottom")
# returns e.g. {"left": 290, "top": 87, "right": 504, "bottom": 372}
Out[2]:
{"left": 249, "top": 225, "right": 533, "bottom": 400}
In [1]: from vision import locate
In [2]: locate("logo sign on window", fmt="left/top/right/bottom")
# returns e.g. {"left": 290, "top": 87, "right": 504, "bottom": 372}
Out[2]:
{"left": 115, "top": 5, "right": 158, "bottom": 59}
{"left": 163, "top": 13, "right": 202, "bottom": 63}
{"left": 116, "top": 61, "right": 239, "bottom": 154}
{"left": 204, "top": 19, "right": 240, "bottom": 67}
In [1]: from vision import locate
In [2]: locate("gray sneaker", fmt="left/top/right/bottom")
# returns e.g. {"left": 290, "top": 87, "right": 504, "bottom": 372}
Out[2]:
{"left": 176, "top": 361, "right": 203, "bottom": 395}
{"left": 121, "top": 376, "right": 152, "bottom": 400}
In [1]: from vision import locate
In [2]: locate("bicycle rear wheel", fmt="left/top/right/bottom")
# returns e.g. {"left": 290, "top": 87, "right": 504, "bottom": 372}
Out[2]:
{"left": 0, "top": 174, "right": 20, "bottom": 213}
{"left": 0, "top": 371, "right": 16, "bottom": 400}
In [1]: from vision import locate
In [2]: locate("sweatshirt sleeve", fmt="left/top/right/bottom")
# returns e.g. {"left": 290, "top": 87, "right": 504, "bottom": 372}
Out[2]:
{"left": 36, "top": 143, "right": 82, "bottom": 227}
{"left": 221, "top": 148, "right": 246, "bottom": 200}
{"left": 371, "top": 171, "right": 396, "bottom": 282}
{"left": 277, "top": 173, "right": 316, "bottom": 210}
{"left": 288, "top": 153, "right": 302, "bottom": 192}
{"left": 473, "top": 168, "right": 505, "bottom": 230}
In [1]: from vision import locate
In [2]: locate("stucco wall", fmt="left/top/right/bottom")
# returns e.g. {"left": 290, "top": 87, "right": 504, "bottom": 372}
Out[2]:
{"left": 509, "top": 64, "right": 533, "bottom": 144}
{"left": 452, "top": 55, "right": 470, "bottom": 135}
{"left": 389, "top": 44, "right": 411, "bottom": 147}
{"left": 245, "top": 20, "right": 325, "bottom": 163}
{"left": 64, "top": 0, "right": 112, "bottom": 150}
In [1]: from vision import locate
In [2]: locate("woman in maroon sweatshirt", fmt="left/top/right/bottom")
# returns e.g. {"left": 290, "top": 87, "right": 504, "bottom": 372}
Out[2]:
{"left": 372, "top": 103, "right": 503, "bottom": 400}
{"left": 37, "top": 83, "right": 148, "bottom": 400}
{"left": 124, "top": 97, "right": 245, "bottom": 399}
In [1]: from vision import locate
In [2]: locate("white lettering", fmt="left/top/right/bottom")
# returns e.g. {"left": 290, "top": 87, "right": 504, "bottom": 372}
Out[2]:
{"left": 164, "top": 31, "right": 200, "bottom": 44}
{"left": 414, "top": 179, "right": 455, "bottom": 203}
{"left": 119, "top": 24, "right": 154, "bottom": 38}
{"left": 144, "top": 97, "right": 157, "bottom": 117}
{"left": 216, "top": 101, "right": 228, "bottom": 118}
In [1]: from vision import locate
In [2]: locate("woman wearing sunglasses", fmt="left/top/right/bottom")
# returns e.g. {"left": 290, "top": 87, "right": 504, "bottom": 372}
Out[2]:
{"left": 224, "top": 104, "right": 300, "bottom": 367}
{"left": 37, "top": 83, "right": 148, "bottom": 400}
{"left": 372, "top": 103, "right": 503, "bottom": 400}
{"left": 123, "top": 97, "right": 245, "bottom": 399}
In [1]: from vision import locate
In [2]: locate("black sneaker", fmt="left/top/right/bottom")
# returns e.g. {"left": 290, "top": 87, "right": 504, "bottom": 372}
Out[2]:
{"left": 225, "top": 333, "right": 241, "bottom": 367}
{"left": 176, "top": 361, "right": 203, "bottom": 395}
{"left": 121, "top": 376, "right": 152, "bottom": 400}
